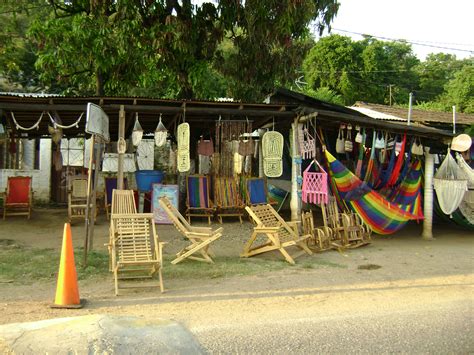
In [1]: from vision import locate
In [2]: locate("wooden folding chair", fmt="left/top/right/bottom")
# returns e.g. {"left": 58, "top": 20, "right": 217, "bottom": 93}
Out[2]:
{"left": 159, "top": 196, "right": 223, "bottom": 264}
{"left": 186, "top": 174, "right": 215, "bottom": 224}
{"left": 214, "top": 176, "right": 245, "bottom": 224}
{"left": 3, "top": 176, "right": 33, "bottom": 220}
{"left": 301, "top": 211, "right": 335, "bottom": 252}
{"left": 67, "top": 176, "right": 88, "bottom": 223}
{"left": 243, "top": 204, "right": 313, "bottom": 264}
{"left": 110, "top": 213, "right": 164, "bottom": 296}
{"left": 104, "top": 177, "right": 129, "bottom": 220}
{"left": 245, "top": 177, "right": 277, "bottom": 206}
{"left": 107, "top": 189, "right": 138, "bottom": 271}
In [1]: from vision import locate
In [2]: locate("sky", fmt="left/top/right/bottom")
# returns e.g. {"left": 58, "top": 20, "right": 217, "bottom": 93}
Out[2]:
{"left": 319, "top": 0, "right": 474, "bottom": 60}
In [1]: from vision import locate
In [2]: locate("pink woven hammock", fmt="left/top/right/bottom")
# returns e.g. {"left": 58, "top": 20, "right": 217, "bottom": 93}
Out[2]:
{"left": 302, "top": 159, "right": 328, "bottom": 204}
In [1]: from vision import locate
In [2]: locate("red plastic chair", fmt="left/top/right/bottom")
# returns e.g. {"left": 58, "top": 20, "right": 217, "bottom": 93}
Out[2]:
{"left": 3, "top": 176, "right": 33, "bottom": 219}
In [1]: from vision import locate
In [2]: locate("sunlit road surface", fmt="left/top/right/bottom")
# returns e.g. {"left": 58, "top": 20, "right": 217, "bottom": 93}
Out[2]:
{"left": 181, "top": 275, "right": 473, "bottom": 353}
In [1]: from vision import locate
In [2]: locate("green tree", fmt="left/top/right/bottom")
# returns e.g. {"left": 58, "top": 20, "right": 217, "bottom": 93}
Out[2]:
{"left": 439, "top": 64, "right": 474, "bottom": 113}
{"left": 302, "top": 35, "right": 420, "bottom": 105}
{"left": 26, "top": 0, "right": 339, "bottom": 99}
{"left": 415, "top": 53, "right": 464, "bottom": 102}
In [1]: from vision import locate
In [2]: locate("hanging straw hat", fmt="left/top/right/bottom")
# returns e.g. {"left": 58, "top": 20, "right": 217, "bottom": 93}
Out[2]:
{"left": 451, "top": 134, "right": 472, "bottom": 152}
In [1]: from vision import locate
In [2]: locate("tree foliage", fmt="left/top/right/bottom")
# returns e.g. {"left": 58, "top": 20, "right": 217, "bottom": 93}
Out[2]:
{"left": 6, "top": 0, "right": 339, "bottom": 100}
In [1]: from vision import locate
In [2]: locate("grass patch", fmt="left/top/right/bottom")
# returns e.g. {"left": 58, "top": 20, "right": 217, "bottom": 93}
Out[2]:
{"left": 0, "top": 245, "right": 347, "bottom": 285}
{"left": 0, "top": 246, "right": 109, "bottom": 284}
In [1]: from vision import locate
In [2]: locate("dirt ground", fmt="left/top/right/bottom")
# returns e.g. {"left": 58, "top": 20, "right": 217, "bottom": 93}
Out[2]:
{"left": 0, "top": 206, "right": 473, "bottom": 329}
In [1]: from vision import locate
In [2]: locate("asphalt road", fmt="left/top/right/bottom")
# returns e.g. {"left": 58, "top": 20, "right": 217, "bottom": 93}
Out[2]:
{"left": 189, "top": 277, "right": 473, "bottom": 354}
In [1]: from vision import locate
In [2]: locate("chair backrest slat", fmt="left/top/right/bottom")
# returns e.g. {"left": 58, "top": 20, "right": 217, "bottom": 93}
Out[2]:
{"left": 159, "top": 197, "right": 191, "bottom": 235}
{"left": 111, "top": 190, "right": 137, "bottom": 216}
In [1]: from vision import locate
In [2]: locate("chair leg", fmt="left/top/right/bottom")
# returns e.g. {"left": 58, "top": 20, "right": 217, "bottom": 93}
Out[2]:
{"left": 114, "top": 269, "right": 119, "bottom": 296}
{"left": 279, "top": 247, "right": 296, "bottom": 265}
{"left": 158, "top": 268, "right": 164, "bottom": 293}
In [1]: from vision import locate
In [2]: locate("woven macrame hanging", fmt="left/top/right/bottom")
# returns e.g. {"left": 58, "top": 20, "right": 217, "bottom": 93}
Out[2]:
{"left": 262, "top": 131, "right": 284, "bottom": 178}
{"left": 297, "top": 124, "right": 315, "bottom": 159}
{"left": 302, "top": 159, "right": 328, "bottom": 204}
{"left": 177, "top": 122, "right": 190, "bottom": 172}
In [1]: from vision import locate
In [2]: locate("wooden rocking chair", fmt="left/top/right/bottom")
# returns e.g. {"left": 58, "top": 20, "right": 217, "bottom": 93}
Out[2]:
{"left": 159, "top": 196, "right": 223, "bottom": 264}
{"left": 3, "top": 176, "right": 33, "bottom": 220}
{"left": 186, "top": 174, "right": 215, "bottom": 225}
{"left": 243, "top": 204, "right": 313, "bottom": 264}
{"left": 321, "top": 196, "right": 371, "bottom": 249}
{"left": 214, "top": 176, "right": 245, "bottom": 224}
{"left": 301, "top": 211, "right": 335, "bottom": 252}
{"left": 110, "top": 213, "right": 164, "bottom": 296}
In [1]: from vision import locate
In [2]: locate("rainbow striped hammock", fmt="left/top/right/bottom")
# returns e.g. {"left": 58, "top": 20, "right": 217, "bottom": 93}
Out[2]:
{"left": 325, "top": 150, "right": 423, "bottom": 235}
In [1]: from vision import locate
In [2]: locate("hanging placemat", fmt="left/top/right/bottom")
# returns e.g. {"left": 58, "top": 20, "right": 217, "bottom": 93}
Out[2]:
{"left": 262, "top": 131, "right": 284, "bottom": 178}
{"left": 155, "top": 113, "right": 168, "bottom": 147}
{"left": 302, "top": 159, "right": 328, "bottom": 204}
{"left": 177, "top": 122, "right": 190, "bottom": 172}
{"left": 132, "top": 113, "right": 143, "bottom": 147}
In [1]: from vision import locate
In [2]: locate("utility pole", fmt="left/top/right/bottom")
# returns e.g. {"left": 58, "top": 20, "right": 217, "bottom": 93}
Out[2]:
{"left": 388, "top": 85, "right": 394, "bottom": 106}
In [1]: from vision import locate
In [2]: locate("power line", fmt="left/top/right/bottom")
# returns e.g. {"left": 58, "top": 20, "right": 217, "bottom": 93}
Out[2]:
{"left": 329, "top": 28, "right": 474, "bottom": 54}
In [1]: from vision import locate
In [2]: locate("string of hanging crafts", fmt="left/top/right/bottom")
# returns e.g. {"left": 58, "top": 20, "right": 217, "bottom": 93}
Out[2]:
{"left": 10, "top": 111, "right": 44, "bottom": 131}
{"left": 47, "top": 112, "right": 83, "bottom": 129}
{"left": 155, "top": 113, "right": 168, "bottom": 147}
{"left": 302, "top": 116, "right": 328, "bottom": 204}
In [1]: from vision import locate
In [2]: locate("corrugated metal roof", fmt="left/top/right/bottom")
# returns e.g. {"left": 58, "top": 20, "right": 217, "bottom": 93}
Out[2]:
{"left": 349, "top": 106, "right": 406, "bottom": 122}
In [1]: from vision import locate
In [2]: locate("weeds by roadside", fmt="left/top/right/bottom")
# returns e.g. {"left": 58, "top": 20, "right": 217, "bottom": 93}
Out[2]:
{"left": 0, "top": 244, "right": 347, "bottom": 285}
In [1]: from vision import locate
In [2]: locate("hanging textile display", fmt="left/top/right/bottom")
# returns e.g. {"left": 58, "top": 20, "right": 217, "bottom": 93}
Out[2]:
{"left": 155, "top": 114, "right": 168, "bottom": 147}
{"left": 262, "top": 131, "right": 284, "bottom": 178}
{"left": 335, "top": 126, "right": 345, "bottom": 154}
{"left": 177, "top": 122, "right": 190, "bottom": 172}
{"left": 325, "top": 150, "right": 422, "bottom": 235}
{"left": 433, "top": 150, "right": 468, "bottom": 215}
{"left": 132, "top": 113, "right": 143, "bottom": 147}
{"left": 344, "top": 125, "right": 353, "bottom": 153}
{"left": 297, "top": 124, "right": 316, "bottom": 159}
{"left": 215, "top": 120, "right": 249, "bottom": 176}
{"left": 456, "top": 153, "right": 474, "bottom": 187}
{"left": 197, "top": 137, "right": 214, "bottom": 156}
{"left": 238, "top": 118, "right": 254, "bottom": 156}
{"left": 302, "top": 159, "right": 328, "bottom": 204}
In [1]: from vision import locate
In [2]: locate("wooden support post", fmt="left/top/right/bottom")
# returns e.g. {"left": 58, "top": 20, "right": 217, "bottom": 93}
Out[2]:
{"left": 258, "top": 129, "right": 264, "bottom": 178}
{"left": 83, "top": 134, "right": 95, "bottom": 264}
{"left": 117, "top": 105, "right": 125, "bottom": 190}
{"left": 290, "top": 117, "right": 301, "bottom": 222}
{"left": 422, "top": 151, "right": 435, "bottom": 240}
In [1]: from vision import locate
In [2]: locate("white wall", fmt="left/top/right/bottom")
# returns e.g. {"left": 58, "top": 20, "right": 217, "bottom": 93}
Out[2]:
{"left": 0, "top": 139, "right": 52, "bottom": 202}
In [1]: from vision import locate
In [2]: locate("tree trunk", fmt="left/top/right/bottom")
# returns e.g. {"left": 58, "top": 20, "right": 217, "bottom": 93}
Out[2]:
{"left": 96, "top": 69, "right": 105, "bottom": 96}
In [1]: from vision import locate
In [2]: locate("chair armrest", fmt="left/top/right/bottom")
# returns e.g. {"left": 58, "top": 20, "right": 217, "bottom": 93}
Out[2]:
{"left": 254, "top": 226, "right": 280, "bottom": 232}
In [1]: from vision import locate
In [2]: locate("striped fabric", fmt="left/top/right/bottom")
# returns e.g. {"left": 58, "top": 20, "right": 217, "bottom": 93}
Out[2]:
{"left": 187, "top": 175, "right": 209, "bottom": 208}
{"left": 326, "top": 150, "right": 423, "bottom": 235}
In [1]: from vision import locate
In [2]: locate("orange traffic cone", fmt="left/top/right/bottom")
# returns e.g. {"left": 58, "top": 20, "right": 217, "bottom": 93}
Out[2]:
{"left": 51, "top": 223, "right": 84, "bottom": 309}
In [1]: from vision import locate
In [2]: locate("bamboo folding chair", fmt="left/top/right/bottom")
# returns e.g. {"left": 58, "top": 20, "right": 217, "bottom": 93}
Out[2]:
{"left": 159, "top": 196, "right": 223, "bottom": 264}
{"left": 104, "top": 177, "right": 129, "bottom": 220}
{"left": 301, "top": 211, "right": 335, "bottom": 252}
{"left": 243, "top": 204, "right": 313, "bottom": 264}
{"left": 214, "top": 176, "right": 245, "bottom": 224}
{"left": 107, "top": 189, "right": 138, "bottom": 271}
{"left": 110, "top": 213, "right": 164, "bottom": 296}
{"left": 186, "top": 174, "right": 215, "bottom": 224}
{"left": 3, "top": 176, "right": 33, "bottom": 220}
{"left": 245, "top": 177, "right": 277, "bottom": 206}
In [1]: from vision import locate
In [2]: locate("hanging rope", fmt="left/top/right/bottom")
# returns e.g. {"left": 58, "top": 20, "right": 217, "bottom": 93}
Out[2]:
{"left": 47, "top": 111, "right": 83, "bottom": 129}
{"left": 11, "top": 111, "right": 43, "bottom": 131}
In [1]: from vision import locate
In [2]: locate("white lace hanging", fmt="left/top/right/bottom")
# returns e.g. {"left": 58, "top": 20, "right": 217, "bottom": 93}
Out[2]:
{"left": 455, "top": 153, "right": 474, "bottom": 188}
{"left": 433, "top": 150, "right": 468, "bottom": 215}
{"left": 132, "top": 113, "right": 143, "bottom": 147}
{"left": 155, "top": 113, "right": 167, "bottom": 147}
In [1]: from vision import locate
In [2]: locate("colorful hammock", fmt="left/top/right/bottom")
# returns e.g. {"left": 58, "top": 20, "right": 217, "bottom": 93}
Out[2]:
{"left": 325, "top": 150, "right": 423, "bottom": 235}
